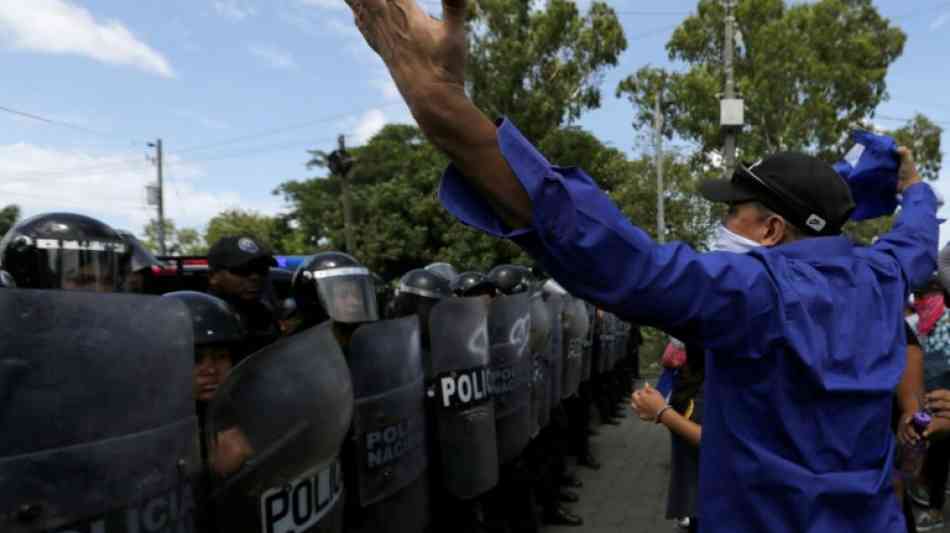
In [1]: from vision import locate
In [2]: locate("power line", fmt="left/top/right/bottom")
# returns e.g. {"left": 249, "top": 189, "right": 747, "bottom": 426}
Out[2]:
{"left": 169, "top": 102, "right": 404, "bottom": 156}
{"left": 0, "top": 104, "right": 134, "bottom": 140}
{"left": 875, "top": 115, "right": 950, "bottom": 127}
{"left": 164, "top": 134, "right": 349, "bottom": 167}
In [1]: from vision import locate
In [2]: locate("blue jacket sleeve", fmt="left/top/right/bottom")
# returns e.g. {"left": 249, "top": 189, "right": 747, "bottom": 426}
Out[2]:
{"left": 871, "top": 183, "right": 939, "bottom": 291}
{"left": 439, "top": 120, "right": 780, "bottom": 353}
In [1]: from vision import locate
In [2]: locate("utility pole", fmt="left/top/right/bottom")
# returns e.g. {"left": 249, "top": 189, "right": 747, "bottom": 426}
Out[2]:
{"left": 720, "top": 0, "right": 743, "bottom": 178}
{"left": 329, "top": 135, "right": 356, "bottom": 254}
{"left": 654, "top": 90, "right": 666, "bottom": 244}
{"left": 147, "top": 139, "right": 167, "bottom": 255}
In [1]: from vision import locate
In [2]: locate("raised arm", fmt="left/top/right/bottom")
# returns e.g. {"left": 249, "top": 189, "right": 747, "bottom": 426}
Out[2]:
{"left": 347, "top": 0, "right": 779, "bottom": 352}
{"left": 346, "top": 0, "right": 531, "bottom": 229}
{"left": 872, "top": 148, "right": 939, "bottom": 290}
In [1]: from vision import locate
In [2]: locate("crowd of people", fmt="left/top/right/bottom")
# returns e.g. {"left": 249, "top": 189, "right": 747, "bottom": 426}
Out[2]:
{"left": 0, "top": 210, "right": 644, "bottom": 533}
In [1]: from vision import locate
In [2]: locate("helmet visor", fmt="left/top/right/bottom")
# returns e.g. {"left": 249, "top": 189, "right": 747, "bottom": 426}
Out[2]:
{"left": 314, "top": 267, "right": 379, "bottom": 323}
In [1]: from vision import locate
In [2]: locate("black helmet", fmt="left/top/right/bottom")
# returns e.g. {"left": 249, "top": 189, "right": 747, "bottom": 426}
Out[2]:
{"left": 399, "top": 268, "right": 452, "bottom": 300}
{"left": 116, "top": 229, "right": 164, "bottom": 273}
{"left": 452, "top": 271, "right": 497, "bottom": 297}
{"left": 292, "top": 251, "right": 378, "bottom": 324}
{"left": 163, "top": 291, "right": 245, "bottom": 346}
{"left": 425, "top": 262, "right": 459, "bottom": 284}
{"left": 0, "top": 212, "right": 129, "bottom": 291}
{"left": 0, "top": 270, "right": 15, "bottom": 288}
{"left": 487, "top": 264, "right": 533, "bottom": 295}
{"left": 389, "top": 268, "right": 450, "bottom": 346}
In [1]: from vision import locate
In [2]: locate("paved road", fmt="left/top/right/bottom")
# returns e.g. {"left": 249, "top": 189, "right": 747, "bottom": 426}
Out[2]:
{"left": 549, "top": 406, "right": 677, "bottom": 533}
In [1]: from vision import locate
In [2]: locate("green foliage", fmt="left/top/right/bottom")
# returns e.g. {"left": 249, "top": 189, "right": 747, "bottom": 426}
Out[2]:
{"left": 142, "top": 219, "right": 207, "bottom": 256}
{"left": 278, "top": 125, "right": 528, "bottom": 279}
{"left": 890, "top": 114, "right": 943, "bottom": 181}
{"left": 617, "top": 0, "right": 907, "bottom": 161}
{"left": 205, "top": 209, "right": 310, "bottom": 255}
{"left": 467, "top": 0, "right": 627, "bottom": 142}
{"left": 0, "top": 205, "right": 20, "bottom": 238}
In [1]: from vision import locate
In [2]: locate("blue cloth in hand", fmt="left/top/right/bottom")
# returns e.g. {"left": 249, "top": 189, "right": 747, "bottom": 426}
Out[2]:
{"left": 833, "top": 131, "right": 900, "bottom": 221}
{"left": 657, "top": 367, "right": 676, "bottom": 398}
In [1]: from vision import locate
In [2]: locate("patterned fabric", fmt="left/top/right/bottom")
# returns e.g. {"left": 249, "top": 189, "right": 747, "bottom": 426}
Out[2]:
{"left": 924, "top": 311, "right": 950, "bottom": 390}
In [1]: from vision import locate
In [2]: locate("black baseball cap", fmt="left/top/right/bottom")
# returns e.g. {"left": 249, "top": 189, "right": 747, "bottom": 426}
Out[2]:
{"left": 699, "top": 152, "right": 855, "bottom": 236}
{"left": 208, "top": 236, "right": 277, "bottom": 270}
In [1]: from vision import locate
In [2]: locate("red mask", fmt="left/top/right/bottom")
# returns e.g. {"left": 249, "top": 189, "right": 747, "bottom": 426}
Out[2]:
{"left": 914, "top": 292, "right": 946, "bottom": 336}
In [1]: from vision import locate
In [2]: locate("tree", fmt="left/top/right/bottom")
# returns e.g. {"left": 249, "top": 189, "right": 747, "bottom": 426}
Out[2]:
{"left": 142, "top": 219, "right": 207, "bottom": 256}
{"left": 205, "top": 209, "right": 310, "bottom": 255}
{"left": 617, "top": 0, "right": 907, "bottom": 162}
{"left": 467, "top": 0, "right": 627, "bottom": 143}
{"left": 278, "top": 125, "right": 528, "bottom": 279}
{"left": 0, "top": 205, "right": 20, "bottom": 237}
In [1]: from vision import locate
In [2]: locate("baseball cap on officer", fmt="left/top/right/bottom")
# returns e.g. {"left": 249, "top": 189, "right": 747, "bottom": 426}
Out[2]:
{"left": 208, "top": 236, "right": 277, "bottom": 271}
{"left": 699, "top": 152, "right": 856, "bottom": 236}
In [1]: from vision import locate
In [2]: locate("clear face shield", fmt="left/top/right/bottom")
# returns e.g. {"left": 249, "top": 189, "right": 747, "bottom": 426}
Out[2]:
{"left": 312, "top": 267, "right": 379, "bottom": 324}
{"left": 39, "top": 239, "right": 127, "bottom": 292}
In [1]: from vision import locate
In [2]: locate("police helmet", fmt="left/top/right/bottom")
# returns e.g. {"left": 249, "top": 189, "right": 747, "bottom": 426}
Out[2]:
{"left": 292, "top": 251, "right": 378, "bottom": 324}
{"left": 487, "top": 264, "right": 533, "bottom": 295}
{"left": 163, "top": 291, "right": 245, "bottom": 346}
{"left": 425, "top": 262, "right": 459, "bottom": 284}
{"left": 452, "top": 271, "right": 497, "bottom": 297}
{"left": 0, "top": 212, "right": 130, "bottom": 291}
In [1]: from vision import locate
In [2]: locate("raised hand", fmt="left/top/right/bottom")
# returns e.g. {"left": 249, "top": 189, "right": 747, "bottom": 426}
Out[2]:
{"left": 345, "top": 0, "right": 467, "bottom": 98}
{"left": 896, "top": 146, "right": 923, "bottom": 194}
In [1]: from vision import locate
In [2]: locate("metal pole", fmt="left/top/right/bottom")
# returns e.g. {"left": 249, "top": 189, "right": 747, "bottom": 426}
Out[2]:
{"left": 723, "top": 0, "right": 737, "bottom": 178}
{"left": 337, "top": 135, "right": 356, "bottom": 255}
{"left": 654, "top": 91, "right": 666, "bottom": 244}
{"left": 156, "top": 138, "right": 167, "bottom": 256}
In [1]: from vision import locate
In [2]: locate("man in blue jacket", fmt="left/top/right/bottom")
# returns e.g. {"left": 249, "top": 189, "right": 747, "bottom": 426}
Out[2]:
{"left": 344, "top": 1, "right": 939, "bottom": 530}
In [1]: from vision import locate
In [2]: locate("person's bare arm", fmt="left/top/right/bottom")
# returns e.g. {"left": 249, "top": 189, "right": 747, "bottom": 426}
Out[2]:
{"left": 632, "top": 384, "right": 701, "bottom": 447}
{"left": 896, "top": 342, "right": 924, "bottom": 445}
{"left": 346, "top": 0, "right": 531, "bottom": 229}
{"left": 658, "top": 408, "right": 702, "bottom": 447}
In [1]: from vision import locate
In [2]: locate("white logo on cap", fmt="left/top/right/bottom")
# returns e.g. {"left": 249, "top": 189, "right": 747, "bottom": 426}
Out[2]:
{"left": 238, "top": 238, "right": 259, "bottom": 254}
{"left": 805, "top": 214, "right": 827, "bottom": 232}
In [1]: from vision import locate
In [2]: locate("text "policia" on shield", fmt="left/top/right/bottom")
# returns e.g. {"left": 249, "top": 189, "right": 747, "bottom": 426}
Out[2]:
{"left": 260, "top": 460, "right": 342, "bottom": 533}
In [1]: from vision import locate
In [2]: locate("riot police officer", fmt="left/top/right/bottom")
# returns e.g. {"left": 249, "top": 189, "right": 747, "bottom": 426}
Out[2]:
{"left": 480, "top": 264, "right": 542, "bottom": 533}
{"left": 163, "top": 290, "right": 246, "bottom": 531}
{"left": 535, "top": 277, "right": 583, "bottom": 527}
{"left": 293, "top": 253, "right": 430, "bottom": 533}
{"left": 0, "top": 211, "right": 130, "bottom": 292}
{"left": 0, "top": 230, "right": 197, "bottom": 532}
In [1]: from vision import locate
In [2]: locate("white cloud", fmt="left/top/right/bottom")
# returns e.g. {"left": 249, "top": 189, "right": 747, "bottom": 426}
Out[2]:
{"left": 353, "top": 109, "right": 388, "bottom": 144}
{"left": 931, "top": 13, "right": 949, "bottom": 31}
{"left": 0, "top": 143, "right": 281, "bottom": 235}
{"left": 212, "top": 0, "right": 256, "bottom": 21}
{"left": 248, "top": 43, "right": 297, "bottom": 70}
{"left": 0, "top": 0, "right": 174, "bottom": 78}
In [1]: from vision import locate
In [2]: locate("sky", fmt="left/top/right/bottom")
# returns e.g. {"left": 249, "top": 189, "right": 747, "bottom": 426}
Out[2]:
{"left": 0, "top": 0, "right": 948, "bottom": 244}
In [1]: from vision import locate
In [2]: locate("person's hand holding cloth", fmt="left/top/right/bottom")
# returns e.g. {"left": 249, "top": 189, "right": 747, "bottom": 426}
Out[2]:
{"left": 834, "top": 131, "right": 936, "bottom": 220}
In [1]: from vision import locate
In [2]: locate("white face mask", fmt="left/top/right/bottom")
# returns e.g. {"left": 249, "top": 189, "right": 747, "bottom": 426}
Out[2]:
{"left": 711, "top": 224, "right": 762, "bottom": 254}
